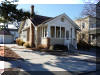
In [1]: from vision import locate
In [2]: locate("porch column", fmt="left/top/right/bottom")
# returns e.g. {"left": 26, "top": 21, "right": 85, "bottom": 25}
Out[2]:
{"left": 40, "top": 26, "right": 42, "bottom": 37}
{"left": 42, "top": 26, "right": 43, "bottom": 37}
{"left": 47, "top": 26, "right": 50, "bottom": 48}
{"left": 47, "top": 26, "right": 50, "bottom": 37}
{"left": 35, "top": 27, "right": 38, "bottom": 48}
{"left": 44, "top": 26, "right": 45, "bottom": 37}
{"left": 55, "top": 26, "right": 56, "bottom": 38}
{"left": 60, "top": 26, "right": 61, "bottom": 38}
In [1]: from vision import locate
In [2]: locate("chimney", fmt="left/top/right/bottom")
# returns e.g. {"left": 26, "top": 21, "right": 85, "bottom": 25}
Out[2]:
{"left": 31, "top": 5, "right": 34, "bottom": 17}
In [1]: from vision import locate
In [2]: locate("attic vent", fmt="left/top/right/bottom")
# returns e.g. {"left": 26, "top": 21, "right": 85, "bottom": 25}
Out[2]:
{"left": 61, "top": 17, "right": 64, "bottom": 22}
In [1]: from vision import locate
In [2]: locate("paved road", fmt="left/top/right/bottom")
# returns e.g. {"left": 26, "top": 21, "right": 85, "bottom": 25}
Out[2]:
{"left": 0, "top": 44, "right": 97, "bottom": 75}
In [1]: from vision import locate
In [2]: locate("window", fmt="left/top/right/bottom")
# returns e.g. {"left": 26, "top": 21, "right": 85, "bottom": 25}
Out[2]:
{"left": 23, "top": 31, "right": 27, "bottom": 38}
{"left": 40, "top": 27, "right": 42, "bottom": 37}
{"left": 56, "top": 27, "right": 60, "bottom": 38}
{"left": 82, "top": 23, "right": 85, "bottom": 29}
{"left": 90, "top": 24, "right": 96, "bottom": 28}
{"left": 82, "top": 34, "right": 85, "bottom": 39}
{"left": 66, "top": 31, "right": 69, "bottom": 39}
{"left": 61, "top": 17, "right": 64, "bottom": 22}
{"left": 61, "top": 27, "right": 65, "bottom": 38}
{"left": 41, "top": 27, "right": 43, "bottom": 37}
{"left": 45, "top": 26, "right": 47, "bottom": 37}
{"left": 51, "top": 26, "right": 55, "bottom": 38}
{"left": 43, "top": 27, "right": 45, "bottom": 37}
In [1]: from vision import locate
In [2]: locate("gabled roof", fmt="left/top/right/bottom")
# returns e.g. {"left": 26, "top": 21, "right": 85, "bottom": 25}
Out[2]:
{"left": 39, "top": 13, "right": 80, "bottom": 30}
{"left": 19, "top": 13, "right": 80, "bottom": 33}
{"left": 18, "top": 15, "right": 53, "bottom": 33}
{"left": 31, "top": 15, "right": 53, "bottom": 26}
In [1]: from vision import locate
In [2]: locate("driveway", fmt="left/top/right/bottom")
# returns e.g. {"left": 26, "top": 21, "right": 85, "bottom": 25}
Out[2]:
{"left": 1, "top": 44, "right": 96, "bottom": 74}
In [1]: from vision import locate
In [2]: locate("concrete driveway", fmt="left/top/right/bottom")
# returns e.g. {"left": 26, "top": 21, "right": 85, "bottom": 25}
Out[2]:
{"left": 0, "top": 44, "right": 96, "bottom": 74}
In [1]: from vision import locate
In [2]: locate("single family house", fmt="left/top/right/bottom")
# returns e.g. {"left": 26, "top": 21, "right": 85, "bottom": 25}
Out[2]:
{"left": 75, "top": 16, "right": 100, "bottom": 47}
{"left": 18, "top": 5, "right": 79, "bottom": 49}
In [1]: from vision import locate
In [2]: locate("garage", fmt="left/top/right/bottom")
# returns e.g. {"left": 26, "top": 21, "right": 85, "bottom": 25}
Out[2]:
{"left": 0, "top": 31, "right": 14, "bottom": 44}
{"left": 0, "top": 35, "right": 4, "bottom": 43}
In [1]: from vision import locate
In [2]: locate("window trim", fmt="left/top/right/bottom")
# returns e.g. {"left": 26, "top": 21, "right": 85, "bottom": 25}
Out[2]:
{"left": 56, "top": 26, "right": 60, "bottom": 38}
{"left": 66, "top": 30, "right": 69, "bottom": 40}
{"left": 82, "top": 22, "right": 85, "bottom": 29}
{"left": 50, "top": 26, "right": 55, "bottom": 38}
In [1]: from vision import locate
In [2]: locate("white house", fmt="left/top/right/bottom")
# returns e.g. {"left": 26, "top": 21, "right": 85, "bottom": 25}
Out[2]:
{"left": 18, "top": 12, "right": 79, "bottom": 50}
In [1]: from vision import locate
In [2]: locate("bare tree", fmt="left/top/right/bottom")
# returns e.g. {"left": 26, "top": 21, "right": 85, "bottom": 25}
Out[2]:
{"left": 81, "top": 0, "right": 100, "bottom": 17}
{"left": 81, "top": 4, "right": 96, "bottom": 17}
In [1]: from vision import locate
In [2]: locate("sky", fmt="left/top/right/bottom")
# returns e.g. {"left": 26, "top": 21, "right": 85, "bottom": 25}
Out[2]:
{"left": 0, "top": 0, "right": 98, "bottom": 20}
{"left": 0, "top": 0, "right": 98, "bottom": 4}
{"left": 17, "top": 4, "right": 84, "bottom": 20}
{"left": 0, "top": 0, "right": 84, "bottom": 4}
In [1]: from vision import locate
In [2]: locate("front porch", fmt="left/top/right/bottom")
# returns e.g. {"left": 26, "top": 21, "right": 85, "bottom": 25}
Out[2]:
{"left": 37, "top": 24, "right": 77, "bottom": 49}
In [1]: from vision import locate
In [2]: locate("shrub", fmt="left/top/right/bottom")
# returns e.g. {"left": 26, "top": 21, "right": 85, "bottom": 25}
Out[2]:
{"left": 23, "top": 42, "right": 30, "bottom": 48}
{"left": 16, "top": 38, "right": 25, "bottom": 46}
{"left": 77, "top": 40, "right": 91, "bottom": 50}
{"left": 16, "top": 38, "right": 22, "bottom": 45}
{"left": 49, "top": 44, "right": 68, "bottom": 51}
{"left": 19, "top": 40, "right": 25, "bottom": 46}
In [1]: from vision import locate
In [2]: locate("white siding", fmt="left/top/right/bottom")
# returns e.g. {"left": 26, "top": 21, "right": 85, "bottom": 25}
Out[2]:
{"left": 24, "top": 19, "right": 32, "bottom": 29}
{"left": 45, "top": 14, "right": 77, "bottom": 48}
{"left": 22, "top": 31, "right": 27, "bottom": 42}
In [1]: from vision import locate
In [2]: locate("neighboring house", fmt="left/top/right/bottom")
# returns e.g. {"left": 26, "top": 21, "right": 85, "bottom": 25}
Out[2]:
{"left": 0, "top": 30, "right": 13, "bottom": 44}
{"left": 7, "top": 22, "right": 19, "bottom": 41}
{"left": 18, "top": 6, "right": 79, "bottom": 49}
{"left": 75, "top": 16, "right": 100, "bottom": 47}
{"left": 0, "top": 22, "right": 19, "bottom": 43}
